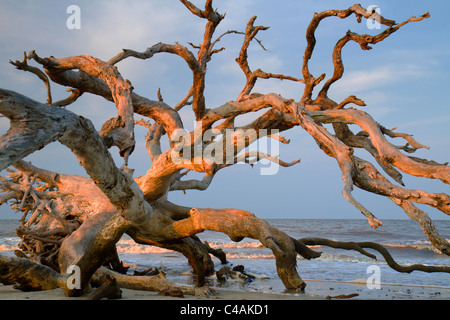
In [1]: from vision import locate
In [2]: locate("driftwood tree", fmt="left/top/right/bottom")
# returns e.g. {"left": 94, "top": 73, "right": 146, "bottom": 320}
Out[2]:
{"left": 0, "top": 1, "right": 449, "bottom": 298}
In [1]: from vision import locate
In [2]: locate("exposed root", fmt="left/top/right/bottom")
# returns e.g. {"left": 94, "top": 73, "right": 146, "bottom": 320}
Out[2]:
{"left": 88, "top": 275, "right": 122, "bottom": 300}
{"left": 299, "top": 238, "right": 450, "bottom": 273}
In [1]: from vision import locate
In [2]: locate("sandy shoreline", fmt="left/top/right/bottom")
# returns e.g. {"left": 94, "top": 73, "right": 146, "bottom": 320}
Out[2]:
{"left": 0, "top": 279, "right": 448, "bottom": 300}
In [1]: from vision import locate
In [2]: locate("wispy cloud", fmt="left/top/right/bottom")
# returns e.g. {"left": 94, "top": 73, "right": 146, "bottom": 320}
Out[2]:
{"left": 79, "top": 0, "right": 196, "bottom": 58}
{"left": 397, "top": 115, "right": 450, "bottom": 130}
{"left": 332, "top": 63, "right": 427, "bottom": 94}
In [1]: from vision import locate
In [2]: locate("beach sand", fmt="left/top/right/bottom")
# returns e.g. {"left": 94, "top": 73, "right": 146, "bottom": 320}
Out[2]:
{"left": 0, "top": 279, "right": 447, "bottom": 300}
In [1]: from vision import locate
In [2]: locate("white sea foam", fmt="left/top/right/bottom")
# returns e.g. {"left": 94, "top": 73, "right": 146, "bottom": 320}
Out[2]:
{"left": 0, "top": 237, "right": 19, "bottom": 252}
{"left": 116, "top": 238, "right": 174, "bottom": 254}
{"left": 226, "top": 252, "right": 275, "bottom": 260}
{"left": 381, "top": 241, "right": 448, "bottom": 255}
{"left": 0, "top": 244, "right": 17, "bottom": 251}
{"left": 207, "top": 241, "right": 264, "bottom": 249}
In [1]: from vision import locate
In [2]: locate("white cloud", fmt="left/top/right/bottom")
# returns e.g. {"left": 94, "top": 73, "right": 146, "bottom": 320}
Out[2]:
{"left": 0, "top": 117, "right": 9, "bottom": 136}
{"left": 398, "top": 115, "right": 450, "bottom": 130}
{"left": 79, "top": 1, "right": 193, "bottom": 58}
{"left": 332, "top": 63, "right": 428, "bottom": 94}
{"left": 333, "top": 66, "right": 395, "bottom": 93}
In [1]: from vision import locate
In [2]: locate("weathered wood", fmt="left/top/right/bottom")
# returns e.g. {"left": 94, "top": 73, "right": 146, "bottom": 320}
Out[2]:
{"left": 203, "top": 240, "right": 228, "bottom": 264}
{"left": 0, "top": 255, "right": 65, "bottom": 291}
{"left": 92, "top": 267, "right": 213, "bottom": 296}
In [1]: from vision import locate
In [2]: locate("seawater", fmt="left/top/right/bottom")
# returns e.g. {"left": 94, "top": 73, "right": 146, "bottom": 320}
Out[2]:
{"left": 1, "top": 218, "right": 449, "bottom": 292}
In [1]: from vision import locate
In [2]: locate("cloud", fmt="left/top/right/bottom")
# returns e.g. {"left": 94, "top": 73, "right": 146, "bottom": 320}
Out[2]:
{"left": 333, "top": 66, "right": 398, "bottom": 94}
{"left": 331, "top": 60, "right": 433, "bottom": 95}
{"left": 397, "top": 115, "right": 450, "bottom": 130}
{"left": 79, "top": 1, "right": 194, "bottom": 57}
{"left": 0, "top": 117, "right": 9, "bottom": 136}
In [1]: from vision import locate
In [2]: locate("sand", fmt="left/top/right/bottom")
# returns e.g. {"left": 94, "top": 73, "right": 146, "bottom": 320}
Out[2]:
{"left": 0, "top": 279, "right": 447, "bottom": 300}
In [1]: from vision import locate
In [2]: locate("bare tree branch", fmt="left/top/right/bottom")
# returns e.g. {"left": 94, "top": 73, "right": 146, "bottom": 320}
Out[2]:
{"left": 299, "top": 237, "right": 450, "bottom": 273}
{"left": 9, "top": 52, "right": 52, "bottom": 105}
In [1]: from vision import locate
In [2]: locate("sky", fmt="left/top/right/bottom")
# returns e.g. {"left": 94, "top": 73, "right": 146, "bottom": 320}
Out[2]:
{"left": 0, "top": 0, "right": 449, "bottom": 223}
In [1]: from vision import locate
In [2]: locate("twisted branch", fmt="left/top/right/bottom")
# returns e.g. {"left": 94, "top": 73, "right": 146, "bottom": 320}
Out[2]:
{"left": 299, "top": 237, "right": 450, "bottom": 273}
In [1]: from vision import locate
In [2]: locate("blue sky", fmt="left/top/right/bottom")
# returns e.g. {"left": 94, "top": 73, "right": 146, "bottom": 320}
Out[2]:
{"left": 0, "top": 0, "right": 449, "bottom": 222}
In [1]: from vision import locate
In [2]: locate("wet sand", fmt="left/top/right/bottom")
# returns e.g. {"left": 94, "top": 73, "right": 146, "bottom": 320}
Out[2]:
{"left": 0, "top": 278, "right": 447, "bottom": 300}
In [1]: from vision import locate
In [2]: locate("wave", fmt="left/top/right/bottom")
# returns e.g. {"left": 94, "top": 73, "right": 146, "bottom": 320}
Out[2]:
{"left": 0, "top": 237, "right": 19, "bottom": 252}
{"left": 1, "top": 236, "right": 448, "bottom": 265}
{"left": 316, "top": 253, "right": 385, "bottom": 264}
{"left": 0, "top": 244, "right": 18, "bottom": 252}
{"left": 116, "top": 239, "right": 174, "bottom": 254}
{"left": 116, "top": 240, "right": 269, "bottom": 256}
{"left": 205, "top": 239, "right": 449, "bottom": 255}
{"left": 381, "top": 240, "right": 450, "bottom": 255}
{"left": 206, "top": 241, "right": 264, "bottom": 249}
{"left": 226, "top": 252, "right": 275, "bottom": 259}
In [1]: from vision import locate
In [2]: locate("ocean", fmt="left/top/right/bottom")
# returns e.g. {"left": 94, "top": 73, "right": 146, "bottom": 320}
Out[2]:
{"left": 1, "top": 218, "right": 449, "bottom": 296}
